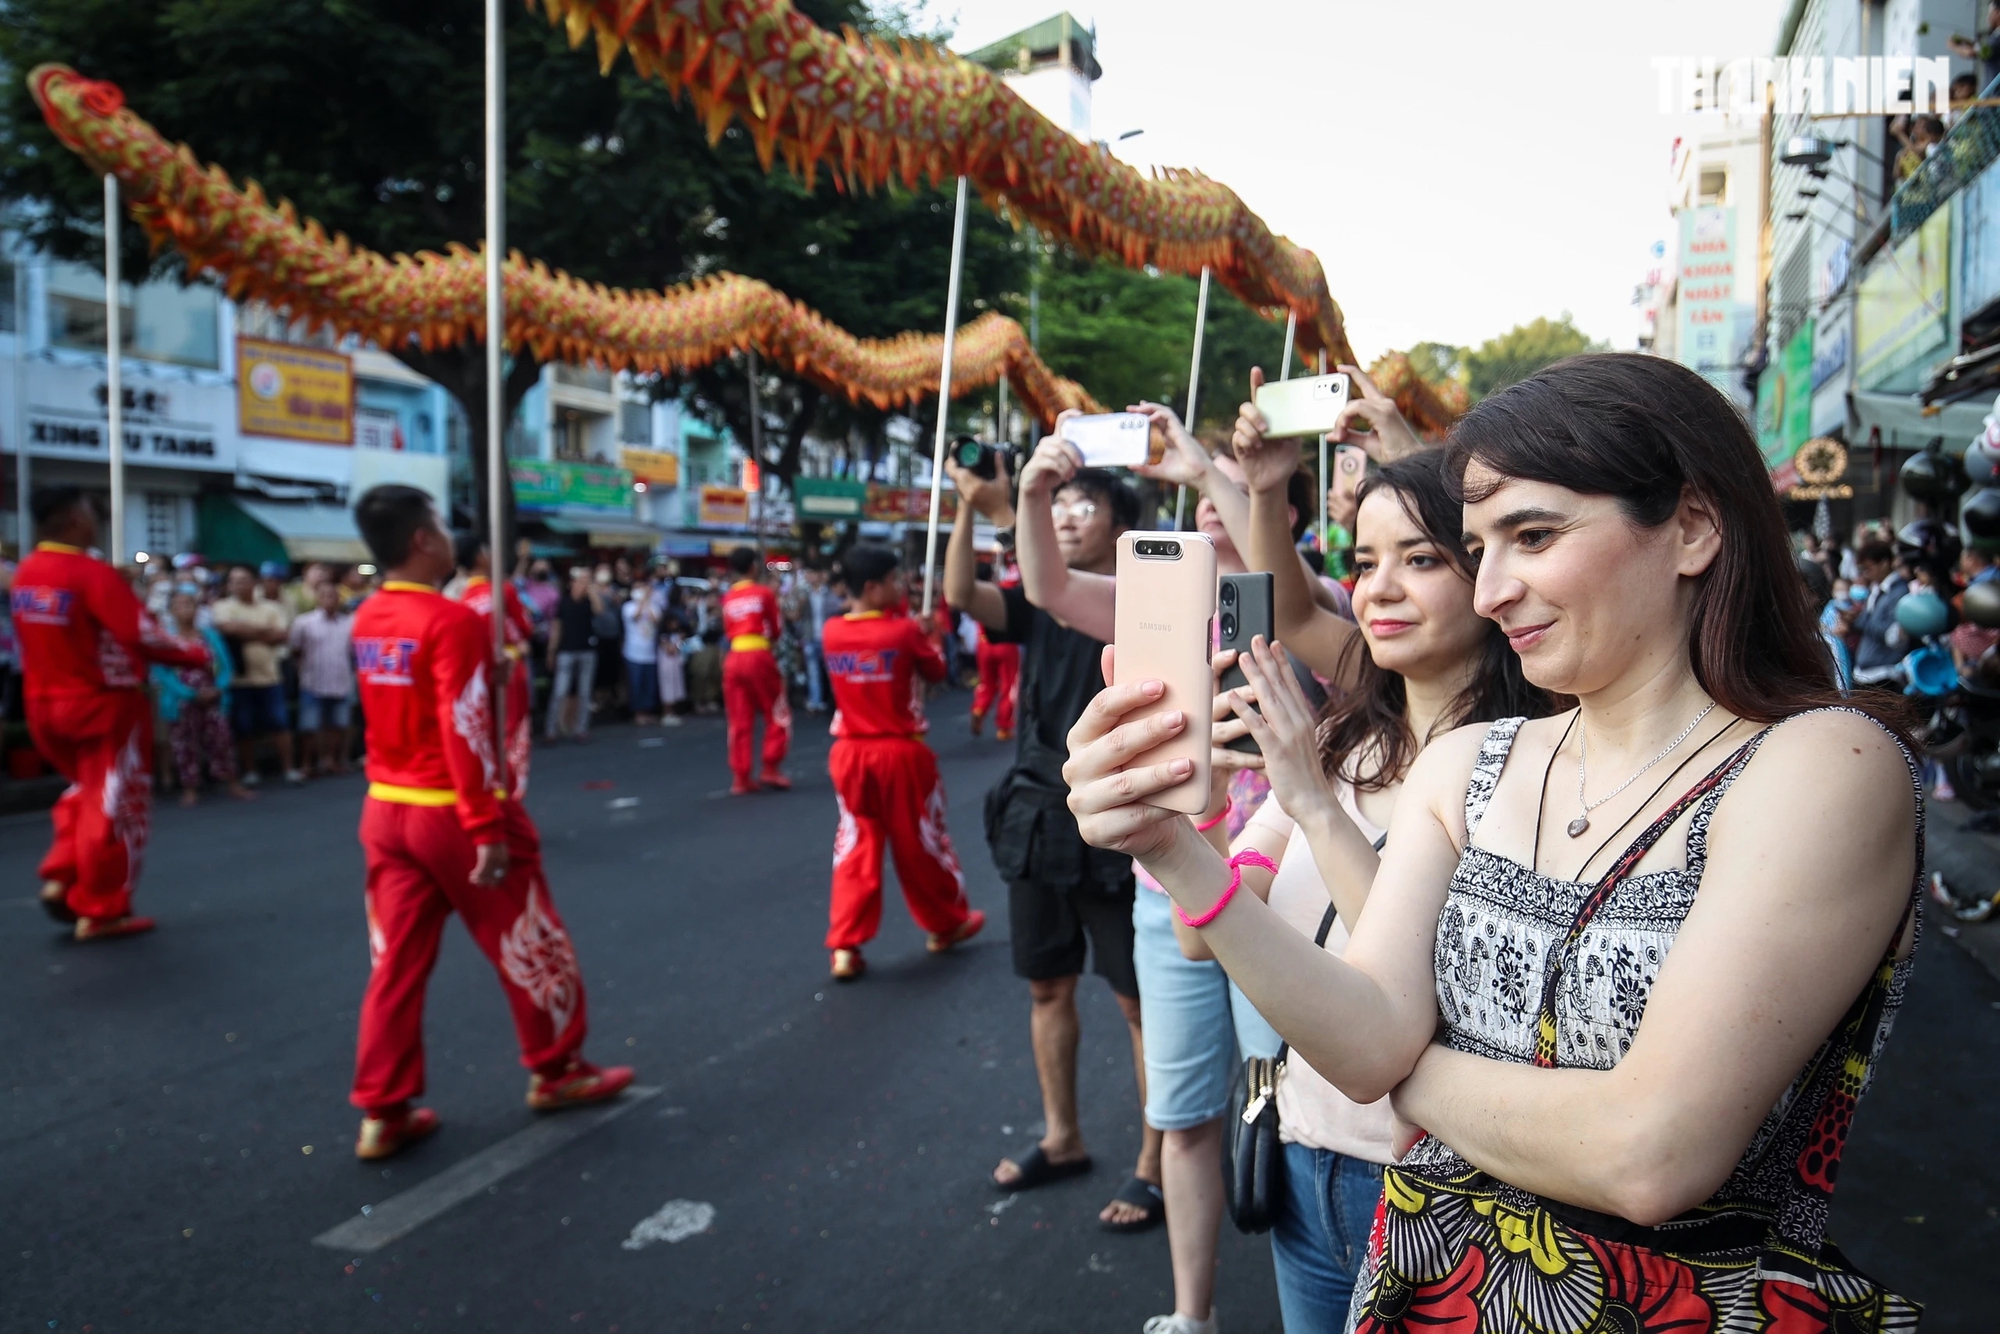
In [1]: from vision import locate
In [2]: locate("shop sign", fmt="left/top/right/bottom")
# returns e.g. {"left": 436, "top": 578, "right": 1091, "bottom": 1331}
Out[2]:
{"left": 864, "top": 485, "right": 958, "bottom": 524}
{"left": 510, "top": 459, "right": 634, "bottom": 511}
{"left": 1782, "top": 321, "right": 1814, "bottom": 459}
{"left": 698, "top": 485, "right": 749, "bottom": 526}
{"left": 236, "top": 336, "right": 354, "bottom": 444}
{"left": 355, "top": 407, "right": 404, "bottom": 451}
{"left": 621, "top": 447, "right": 681, "bottom": 486}
{"left": 1786, "top": 436, "right": 1854, "bottom": 501}
{"left": 22, "top": 362, "right": 236, "bottom": 472}
{"left": 1675, "top": 206, "right": 1746, "bottom": 380}
{"left": 793, "top": 476, "right": 868, "bottom": 519}
{"left": 1855, "top": 207, "right": 1950, "bottom": 391}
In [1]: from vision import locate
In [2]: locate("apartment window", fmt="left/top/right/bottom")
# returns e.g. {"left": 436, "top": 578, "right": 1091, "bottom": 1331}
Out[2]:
{"left": 1699, "top": 169, "right": 1727, "bottom": 205}
{"left": 46, "top": 262, "right": 219, "bottom": 368}
{"left": 0, "top": 257, "right": 15, "bottom": 333}
{"left": 552, "top": 362, "right": 612, "bottom": 393}
{"left": 554, "top": 408, "right": 590, "bottom": 461}
{"left": 144, "top": 494, "right": 181, "bottom": 555}
{"left": 619, "top": 400, "right": 651, "bottom": 446}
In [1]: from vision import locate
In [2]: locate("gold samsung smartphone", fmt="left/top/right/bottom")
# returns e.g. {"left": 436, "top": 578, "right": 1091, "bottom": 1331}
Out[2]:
{"left": 1253, "top": 372, "right": 1352, "bottom": 438}
{"left": 1113, "top": 531, "right": 1217, "bottom": 815}
{"left": 1062, "top": 412, "right": 1164, "bottom": 468}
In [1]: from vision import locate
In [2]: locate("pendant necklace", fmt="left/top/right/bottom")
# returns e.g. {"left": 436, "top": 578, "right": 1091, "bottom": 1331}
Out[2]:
{"left": 1569, "top": 702, "right": 1716, "bottom": 838}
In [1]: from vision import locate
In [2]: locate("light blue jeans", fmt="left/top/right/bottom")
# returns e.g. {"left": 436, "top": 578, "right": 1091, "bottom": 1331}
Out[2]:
{"left": 1130, "top": 886, "right": 1282, "bottom": 1130}
{"left": 1271, "top": 1142, "right": 1385, "bottom": 1334}
{"left": 803, "top": 639, "right": 828, "bottom": 711}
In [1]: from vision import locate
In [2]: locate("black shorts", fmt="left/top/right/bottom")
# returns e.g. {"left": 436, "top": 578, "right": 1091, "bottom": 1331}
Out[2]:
{"left": 1007, "top": 873, "right": 1139, "bottom": 998}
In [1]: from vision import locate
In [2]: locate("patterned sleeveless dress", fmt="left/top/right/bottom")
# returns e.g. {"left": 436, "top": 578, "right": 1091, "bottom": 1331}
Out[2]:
{"left": 1348, "top": 711, "right": 1924, "bottom": 1333}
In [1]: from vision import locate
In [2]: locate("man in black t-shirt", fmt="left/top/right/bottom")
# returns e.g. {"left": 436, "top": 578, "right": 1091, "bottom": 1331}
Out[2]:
{"left": 945, "top": 443, "right": 1163, "bottom": 1232}
{"left": 545, "top": 568, "right": 600, "bottom": 741}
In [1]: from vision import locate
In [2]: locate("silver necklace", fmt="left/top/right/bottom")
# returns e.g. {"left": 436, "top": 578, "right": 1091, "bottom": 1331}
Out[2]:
{"left": 1569, "top": 702, "right": 1716, "bottom": 838}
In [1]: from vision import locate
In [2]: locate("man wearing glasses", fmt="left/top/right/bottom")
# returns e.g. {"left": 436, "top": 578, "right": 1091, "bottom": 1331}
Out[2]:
{"left": 944, "top": 426, "right": 1162, "bottom": 1233}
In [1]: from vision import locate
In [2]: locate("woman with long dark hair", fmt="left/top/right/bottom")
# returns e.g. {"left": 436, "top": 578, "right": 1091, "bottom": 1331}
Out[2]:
{"left": 1186, "top": 445, "right": 1554, "bottom": 1330}
{"left": 1067, "top": 353, "right": 1923, "bottom": 1329}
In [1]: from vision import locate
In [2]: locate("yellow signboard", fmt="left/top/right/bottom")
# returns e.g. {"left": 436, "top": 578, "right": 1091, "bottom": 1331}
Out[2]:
{"left": 237, "top": 337, "right": 354, "bottom": 444}
{"left": 698, "top": 485, "right": 749, "bottom": 526}
{"left": 1855, "top": 208, "right": 1950, "bottom": 393}
{"left": 620, "top": 446, "right": 680, "bottom": 486}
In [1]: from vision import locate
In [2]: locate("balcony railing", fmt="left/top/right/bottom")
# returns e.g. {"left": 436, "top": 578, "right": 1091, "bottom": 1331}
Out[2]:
{"left": 1889, "top": 73, "right": 2000, "bottom": 243}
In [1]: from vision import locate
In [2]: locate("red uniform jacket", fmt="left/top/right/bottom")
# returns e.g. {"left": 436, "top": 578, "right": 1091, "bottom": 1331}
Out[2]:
{"left": 720, "top": 580, "right": 780, "bottom": 650}
{"left": 12, "top": 542, "right": 207, "bottom": 703}
{"left": 823, "top": 610, "right": 945, "bottom": 739}
{"left": 353, "top": 582, "right": 504, "bottom": 845}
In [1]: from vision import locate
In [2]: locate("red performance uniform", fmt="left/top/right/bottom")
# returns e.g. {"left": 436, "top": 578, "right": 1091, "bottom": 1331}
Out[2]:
{"left": 720, "top": 578, "right": 791, "bottom": 782}
{"left": 13, "top": 542, "right": 208, "bottom": 920}
{"left": 822, "top": 610, "right": 971, "bottom": 952}
{"left": 350, "top": 582, "right": 586, "bottom": 1115}
{"left": 971, "top": 623, "right": 1020, "bottom": 736}
{"left": 454, "top": 576, "right": 534, "bottom": 799}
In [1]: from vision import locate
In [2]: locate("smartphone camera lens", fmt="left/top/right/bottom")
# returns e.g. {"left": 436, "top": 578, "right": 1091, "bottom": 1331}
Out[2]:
{"left": 1220, "top": 583, "right": 1236, "bottom": 606}
{"left": 1220, "top": 613, "right": 1237, "bottom": 640}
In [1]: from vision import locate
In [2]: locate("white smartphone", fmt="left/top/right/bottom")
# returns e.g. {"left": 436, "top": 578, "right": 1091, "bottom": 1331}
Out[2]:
{"left": 1061, "top": 412, "right": 1161, "bottom": 468}
{"left": 1253, "top": 372, "right": 1352, "bottom": 439}
{"left": 1112, "top": 531, "right": 1217, "bottom": 815}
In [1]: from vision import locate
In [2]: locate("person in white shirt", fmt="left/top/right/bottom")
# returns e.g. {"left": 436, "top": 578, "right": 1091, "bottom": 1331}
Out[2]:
{"left": 621, "top": 575, "right": 662, "bottom": 724}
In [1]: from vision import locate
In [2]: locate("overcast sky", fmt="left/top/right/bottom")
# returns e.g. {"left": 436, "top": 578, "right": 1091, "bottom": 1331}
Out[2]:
{"left": 944, "top": 0, "right": 1792, "bottom": 363}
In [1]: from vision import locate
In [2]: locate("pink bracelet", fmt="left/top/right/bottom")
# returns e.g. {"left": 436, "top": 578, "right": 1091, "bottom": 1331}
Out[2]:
{"left": 1176, "top": 850, "right": 1278, "bottom": 929}
{"left": 1192, "top": 797, "right": 1233, "bottom": 833}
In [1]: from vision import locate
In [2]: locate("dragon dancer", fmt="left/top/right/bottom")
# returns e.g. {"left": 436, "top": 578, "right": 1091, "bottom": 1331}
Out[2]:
{"left": 821, "top": 543, "right": 983, "bottom": 981}
{"left": 719, "top": 545, "right": 791, "bottom": 794}
{"left": 15, "top": 486, "right": 211, "bottom": 941}
{"left": 346, "top": 486, "right": 632, "bottom": 1160}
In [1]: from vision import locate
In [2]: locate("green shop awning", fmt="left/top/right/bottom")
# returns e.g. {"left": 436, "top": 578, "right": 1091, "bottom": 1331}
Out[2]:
{"left": 198, "top": 495, "right": 370, "bottom": 567}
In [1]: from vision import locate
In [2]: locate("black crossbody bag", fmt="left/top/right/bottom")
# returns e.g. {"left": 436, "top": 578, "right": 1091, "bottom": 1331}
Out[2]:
{"left": 1225, "top": 830, "right": 1383, "bottom": 1234}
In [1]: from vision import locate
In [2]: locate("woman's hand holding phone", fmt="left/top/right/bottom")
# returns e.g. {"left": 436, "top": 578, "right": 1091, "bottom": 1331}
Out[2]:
{"left": 1065, "top": 644, "right": 1200, "bottom": 862}
{"left": 1227, "top": 636, "right": 1337, "bottom": 826}
{"left": 1230, "top": 368, "right": 1297, "bottom": 497}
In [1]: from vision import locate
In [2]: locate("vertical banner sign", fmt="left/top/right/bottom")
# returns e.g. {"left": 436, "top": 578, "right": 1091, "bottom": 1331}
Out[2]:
{"left": 1782, "top": 320, "right": 1815, "bottom": 459}
{"left": 1676, "top": 205, "right": 1743, "bottom": 396}
{"left": 237, "top": 337, "right": 355, "bottom": 444}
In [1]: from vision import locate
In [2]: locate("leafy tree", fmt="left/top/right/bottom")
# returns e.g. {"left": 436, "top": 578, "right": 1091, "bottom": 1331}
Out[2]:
{"left": 1405, "top": 340, "right": 1467, "bottom": 389}
{"left": 1462, "top": 313, "right": 1605, "bottom": 400}
{"left": 0, "top": 0, "right": 1030, "bottom": 535}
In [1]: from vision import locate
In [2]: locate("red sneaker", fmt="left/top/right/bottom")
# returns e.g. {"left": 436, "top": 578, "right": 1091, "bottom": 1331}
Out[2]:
{"left": 526, "top": 1059, "right": 635, "bottom": 1112}
{"left": 73, "top": 915, "right": 156, "bottom": 942}
{"left": 995, "top": 730, "right": 1014, "bottom": 742}
{"left": 356, "top": 1106, "right": 440, "bottom": 1160}
{"left": 757, "top": 770, "right": 791, "bottom": 790}
{"left": 831, "top": 948, "right": 866, "bottom": 981}
{"left": 927, "top": 909, "right": 987, "bottom": 954}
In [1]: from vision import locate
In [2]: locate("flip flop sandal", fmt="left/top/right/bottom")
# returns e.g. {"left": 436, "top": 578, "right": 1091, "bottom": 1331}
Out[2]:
{"left": 1099, "top": 1175, "right": 1165, "bottom": 1234}
{"left": 994, "top": 1144, "right": 1093, "bottom": 1193}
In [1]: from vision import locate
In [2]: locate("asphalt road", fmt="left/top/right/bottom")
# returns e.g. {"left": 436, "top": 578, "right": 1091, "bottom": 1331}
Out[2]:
{"left": 3, "top": 693, "right": 1996, "bottom": 1332}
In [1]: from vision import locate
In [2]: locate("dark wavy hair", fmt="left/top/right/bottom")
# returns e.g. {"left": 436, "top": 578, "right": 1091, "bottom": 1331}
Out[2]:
{"left": 1443, "top": 352, "right": 1906, "bottom": 741}
{"left": 1319, "top": 450, "right": 1557, "bottom": 791}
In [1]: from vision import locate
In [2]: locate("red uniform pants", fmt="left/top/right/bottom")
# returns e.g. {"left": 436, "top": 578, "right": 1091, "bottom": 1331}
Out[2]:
{"left": 503, "top": 668, "right": 532, "bottom": 799}
{"left": 827, "top": 737, "right": 971, "bottom": 951}
{"left": 32, "top": 689, "right": 153, "bottom": 921}
{"left": 724, "top": 648, "right": 791, "bottom": 781}
{"left": 353, "top": 798, "right": 587, "bottom": 1113}
{"left": 972, "top": 641, "right": 1020, "bottom": 735}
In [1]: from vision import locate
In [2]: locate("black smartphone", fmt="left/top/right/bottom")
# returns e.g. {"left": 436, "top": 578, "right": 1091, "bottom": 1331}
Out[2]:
{"left": 1216, "top": 572, "right": 1274, "bottom": 755}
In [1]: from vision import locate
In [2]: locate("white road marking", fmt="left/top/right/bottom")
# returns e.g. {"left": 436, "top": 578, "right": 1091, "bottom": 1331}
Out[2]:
{"left": 620, "top": 1198, "right": 715, "bottom": 1249}
{"left": 608, "top": 797, "right": 641, "bottom": 809}
{"left": 310, "top": 1086, "right": 661, "bottom": 1252}
{"left": 986, "top": 1195, "right": 1017, "bottom": 1217}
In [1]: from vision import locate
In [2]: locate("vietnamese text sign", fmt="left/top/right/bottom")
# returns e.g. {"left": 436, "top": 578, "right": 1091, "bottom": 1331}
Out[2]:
{"left": 237, "top": 337, "right": 354, "bottom": 444}
{"left": 698, "top": 485, "right": 749, "bottom": 526}
{"left": 620, "top": 447, "right": 680, "bottom": 486}
{"left": 511, "top": 460, "right": 635, "bottom": 511}
{"left": 793, "top": 476, "right": 868, "bottom": 520}
{"left": 865, "top": 485, "right": 958, "bottom": 524}
{"left": 1856, "top": 206, "right": 1949, "bottom": 392}
{"left": 1676, "top": 206, "right": 1745, "bottom": 387}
